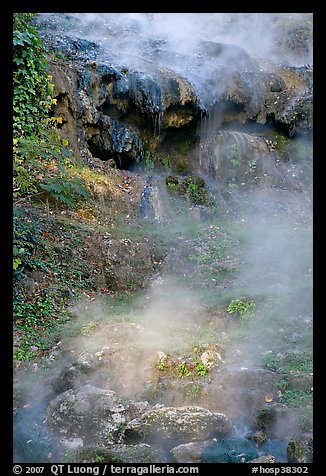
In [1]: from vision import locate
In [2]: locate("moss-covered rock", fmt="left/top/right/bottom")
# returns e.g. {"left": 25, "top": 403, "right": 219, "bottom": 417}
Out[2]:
{"left": 287, "top": 437, "right": 313, "bottom": 463}
{"left": 165, "top": 175, "right": 214, "bottom": 207}
{"left": 248, "top": 430, "right": 266, "bottom": 445}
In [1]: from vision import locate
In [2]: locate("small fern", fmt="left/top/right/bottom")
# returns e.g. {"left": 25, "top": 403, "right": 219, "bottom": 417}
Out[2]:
{"left": 39, "top": 175, "right": 90, "bottom": 209}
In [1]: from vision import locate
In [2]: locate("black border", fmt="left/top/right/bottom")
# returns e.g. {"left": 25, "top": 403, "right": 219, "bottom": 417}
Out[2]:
{"left": 4, "top": 5, "right": 320, "bottom": 473}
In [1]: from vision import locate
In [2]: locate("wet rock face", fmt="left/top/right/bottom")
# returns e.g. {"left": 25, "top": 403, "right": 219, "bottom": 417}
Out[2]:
{"left": 46, "top": 25, "right": 312, "bottom": 174}
{"left": 202, "top": 365, "right": 282, "bottom": 420}
{"left": 216, "top": 67, "right": 312, "bottom": 137}
{"left": 201, "top": 437, "right": 260, "bottom": 463}
{"left": 196, "top": 129, "right": 308, "bottom": 190}
{"left": 48, "top": 58, "right": 202, "bottom": 169}
{"left": 124, "top": 406, "right": 233, "bottom": 443}
{"left": 87, "top": 115, "right": 144, "bottom": 168}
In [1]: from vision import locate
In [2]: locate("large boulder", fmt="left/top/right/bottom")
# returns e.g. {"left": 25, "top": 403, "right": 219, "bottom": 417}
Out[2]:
{"left": 170, "top": 440, "right": 214, "bottom": 463}
{"left": 287, "top": 436, "right": 313, "bottom": 463}
{"left": 101, "top": 237, "right": 155, "bottom": 291}
{"left": 124, "top": 405, "right": 233, "bottom": 443}
{"left": 47, "top": 384, "right": 150, "bottom": 447}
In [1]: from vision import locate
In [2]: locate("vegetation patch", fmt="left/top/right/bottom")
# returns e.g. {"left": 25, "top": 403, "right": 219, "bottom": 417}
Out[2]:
{"left": 227, "top": 298, "right": 256, "bottom": 319}
{"left": 165, "top": 174, "right": 215, "bottom": 206}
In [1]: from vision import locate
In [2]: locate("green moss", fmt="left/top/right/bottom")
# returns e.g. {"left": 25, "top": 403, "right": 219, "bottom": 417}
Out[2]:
{"left": 255, "top": 406, "right": 278, "bottom": 430}
{"left": 165, "top": 174, "right": 215, "bottom": 206}
{"left": 287, "top": 438, "right": 313, "bottom": 463}
{"left": 177, "top": 159, "right": 189, "bottom": 174}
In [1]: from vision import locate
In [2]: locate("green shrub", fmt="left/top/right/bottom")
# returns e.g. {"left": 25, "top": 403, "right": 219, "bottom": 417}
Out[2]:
{"left": 227, "top": 298, "right": 256, "bottom": 319}
{"left": 13, "top": 14, "right": 53, "bottom": 138}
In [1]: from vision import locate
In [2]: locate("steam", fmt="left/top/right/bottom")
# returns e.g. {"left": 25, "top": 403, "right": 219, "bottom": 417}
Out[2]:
{"left": 38, "top": 13, "right": 312, "bottom": 63}
{"left": 57, "top": 277, "right": 205, "bottom": 399}
{"left": 37, "top": 13, "right": 313, "bottom": 76}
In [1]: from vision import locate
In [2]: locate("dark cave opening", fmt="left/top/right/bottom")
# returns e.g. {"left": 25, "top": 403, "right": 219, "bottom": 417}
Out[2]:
{"left": 87, "top": 138, "right": 136, "bottom": 170}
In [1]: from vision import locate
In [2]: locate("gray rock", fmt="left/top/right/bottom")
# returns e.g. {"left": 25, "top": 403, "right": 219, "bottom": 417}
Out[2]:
{"left": 47, "top": 384, "right": 150, "bottom": 446}
{"left": 197, "top": 130, "right": 301, "bottom": 190}
{"left": 248, "top": 455, "right": 278, "bottom": 463}
{"left": 171, "top": 440, "right": 214, "bottom": 463}
{"left": 249, "top": 430, "right": 266, "bottom": 445}
{"left": 254, "top": 403, "right": 299, "bottom": 439}
{"left": 124, "top": 405, "right": 233, "bottom": 443}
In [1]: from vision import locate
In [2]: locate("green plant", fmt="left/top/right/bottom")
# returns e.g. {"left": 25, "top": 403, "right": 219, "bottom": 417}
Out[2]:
{"left": 15, "top": 133, "right": 90, "bottom": 208}
{"left": 145, "top": 151, "right": 154, "bottom": 170}
{"left": 184, "top": 381, "right": 202, "bottom": 400}
{"left": 14, "top": 295, "right": 55, "bottom": 328}
{"left": 13, "top": 206, "right": 42, "bottom": 279}
{"left": 13, "top": 14, "right": 89, "bottom": 209}
{"left": 227, "top": 143, "right": 238, "bottom": 160}
{"left": 278, "top": 389, "right": 312, "bottom": 407}
{"left": 13, "top": 14, "right": 53, "bottom": 138}
{"left": 265, "top": 351, "right": 313, "bottom": 374}
{"left": 166, "top": 175, "right": 179, "bottom": 191}
{"left": 227, "top": 298, "right": 256, "bottom": 319}
{"left": 178, "top": 361, "right": 190, "bottom": 378}
{"left": 162, "top": 156, "right": 171, "bottom": 171}
{"left": 196, "top": 361, "right": 208, "bottom": 376}
{"left": 248, "top": 159, "right": 257, "bottom": 170}
{"left": 13, "top": 349, "right": 36, "bottom": 364}
{"left": 227, "top": 178, "right": 238, "bottom": 189}
{"left": 231, "top": 158, "right": 241, "bottom": 166}
{"left": 39, "top": 174, "right": 90, "bottom": 209}
{"left": 299, "top": 411, "right": 313, "bottom": 431}
{"left": 156, "top": 360, "right": 165, "bottom": 371}
{"left": 13, "top": 257, "right": 22, "bottom": 270}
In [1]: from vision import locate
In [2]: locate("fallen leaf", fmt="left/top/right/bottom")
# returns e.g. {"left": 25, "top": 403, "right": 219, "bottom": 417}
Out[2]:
{"left": 264, "top": 395, "right": 273, "bottom": 403}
